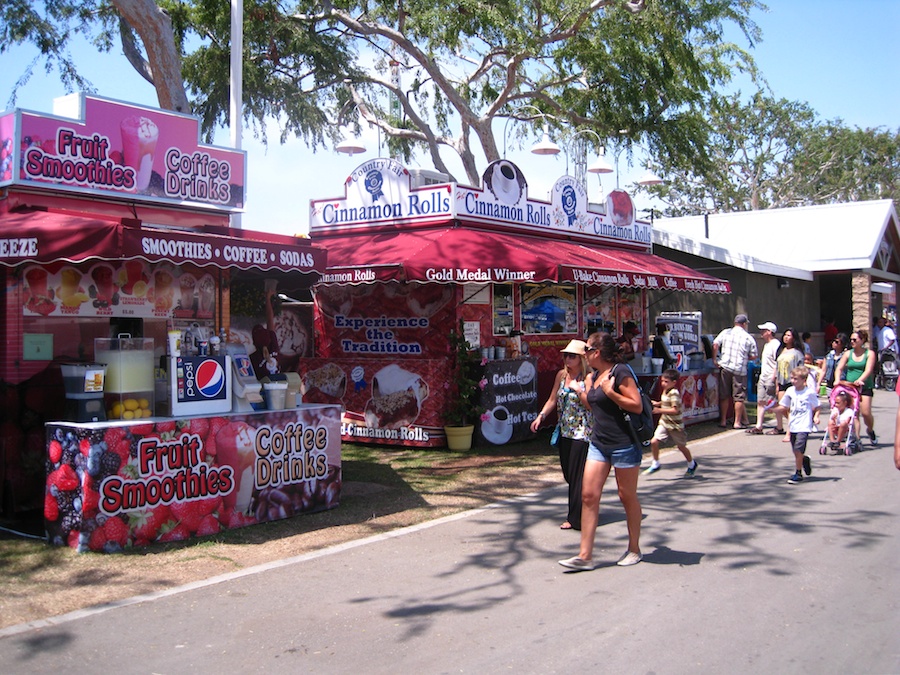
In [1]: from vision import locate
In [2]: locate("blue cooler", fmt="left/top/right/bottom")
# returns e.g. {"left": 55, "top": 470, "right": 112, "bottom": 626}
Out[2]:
{"left": 747, "top": 361, "right": 760, "bottom": 402}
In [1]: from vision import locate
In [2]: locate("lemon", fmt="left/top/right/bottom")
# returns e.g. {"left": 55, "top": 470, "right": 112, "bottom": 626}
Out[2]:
{"left": 111, "top": 402, "right": 125, "bottom": 418}
{"left": 108, "top": 407, "right": 121, "bottom": 420}
{"left": 138, "top": 398, "right": 150, "bottom": 410}
{"left": 122, "top": 410, "right": 135, "bottom": 420}
{"left": 133, "top": 280, "right": 148, "bottom": 297}
{"left": 123, "top": 398, "right": 139, "bottom": 411}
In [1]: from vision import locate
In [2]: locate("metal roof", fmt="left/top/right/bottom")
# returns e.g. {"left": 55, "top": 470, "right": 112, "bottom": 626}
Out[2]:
{"left": 653, "top": 200, "right": 899, "bottom": 280}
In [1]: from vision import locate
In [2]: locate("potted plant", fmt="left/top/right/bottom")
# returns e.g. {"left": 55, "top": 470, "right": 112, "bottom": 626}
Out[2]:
{"left": 443, "top": 319, "right": 488, "bottom": 450}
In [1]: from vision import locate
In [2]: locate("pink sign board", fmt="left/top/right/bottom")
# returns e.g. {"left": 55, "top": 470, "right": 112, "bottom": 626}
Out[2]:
{"left": 46, "top": 405, "right": 341, "bottom": 552}
{"left": 1, "top": 94, "right": 245, "bottom": 212}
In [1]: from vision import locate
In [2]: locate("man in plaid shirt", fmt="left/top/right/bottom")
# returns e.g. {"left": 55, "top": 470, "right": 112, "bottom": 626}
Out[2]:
{"left": 713, "top": 314, "right": 758, "bottom": 429}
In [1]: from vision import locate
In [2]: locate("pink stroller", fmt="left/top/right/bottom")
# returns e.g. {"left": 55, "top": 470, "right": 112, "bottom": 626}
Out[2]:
{"left": 819, "top": 384, "right": 860, "bottom": 456}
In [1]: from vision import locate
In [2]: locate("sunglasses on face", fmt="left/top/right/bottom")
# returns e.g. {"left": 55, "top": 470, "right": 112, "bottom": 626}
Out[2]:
{"left": 584, "top": 346, "right": 597, "bottom": 353}
{"left": 563, "top": 353, "right": 580, "bottom": 359}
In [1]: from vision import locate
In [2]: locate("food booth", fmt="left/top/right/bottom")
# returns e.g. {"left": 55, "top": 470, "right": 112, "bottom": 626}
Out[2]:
{"left": 302, "top": 158, "right": 731, "bottom": 447}
{"left": 0, "top": 94, "right": 340, "bottom": 552}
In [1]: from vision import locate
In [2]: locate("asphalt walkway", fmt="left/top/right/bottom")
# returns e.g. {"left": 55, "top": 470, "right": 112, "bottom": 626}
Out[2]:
{"left": 2, "top": 391, "right": 898, "bottom": 673}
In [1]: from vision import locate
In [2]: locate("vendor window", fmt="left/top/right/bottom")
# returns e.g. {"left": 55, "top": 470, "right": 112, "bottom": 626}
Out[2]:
{"left": 492, "top": 284, "right": 513, "bottom": 336}
{"left": 583, "top": 286, "right": 617, "bottom": 336}
{"left": 521, "top": 283, "right": 577, "bottom": 334}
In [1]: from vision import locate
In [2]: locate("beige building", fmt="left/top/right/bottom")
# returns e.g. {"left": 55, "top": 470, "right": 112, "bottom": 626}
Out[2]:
{"left": 647, "top": 200, "right": 900, "bottom": 355}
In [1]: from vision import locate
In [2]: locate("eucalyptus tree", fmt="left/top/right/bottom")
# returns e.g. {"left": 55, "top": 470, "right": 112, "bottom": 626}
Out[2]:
{"left": 644, "top": 91, "right": 900, "bottom": 215}
{"left": 3, "top": 0, "right": 765, "bottom": 185}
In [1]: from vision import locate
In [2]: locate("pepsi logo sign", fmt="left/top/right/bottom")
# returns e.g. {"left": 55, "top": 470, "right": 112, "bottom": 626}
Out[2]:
{"left": 195, "top": 359, "right": 226, "bottom": 398}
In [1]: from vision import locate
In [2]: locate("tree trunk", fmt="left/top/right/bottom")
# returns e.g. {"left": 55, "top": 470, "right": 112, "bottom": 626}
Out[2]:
{"left": 112, "top": 0, "right": 191, "bottom": 114}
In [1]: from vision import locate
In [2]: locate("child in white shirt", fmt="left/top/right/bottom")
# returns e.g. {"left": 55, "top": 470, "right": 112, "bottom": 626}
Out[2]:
{"left": 775, "top": 366, "right": 821, "bottom": 485}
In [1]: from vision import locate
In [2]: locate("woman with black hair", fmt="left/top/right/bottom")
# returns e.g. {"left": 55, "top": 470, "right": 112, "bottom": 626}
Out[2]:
{"left": 771, "top": 327, "right": 805, "bottom": 436}
{"left": 558, "top": 332, "right": 643, "bottom": 571}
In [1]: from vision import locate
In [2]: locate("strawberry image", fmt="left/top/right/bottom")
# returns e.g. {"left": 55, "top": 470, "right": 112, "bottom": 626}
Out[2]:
{"left": 188, "top": 417, "right": 213, "bottom": 456}
{"left": 155, "top": 420, "right": 177, "bottom": 434}
{"left": 158, "top": 522, "right": 191, "bottom": 542}
{"left": 227, "top": 510, "right": 257, "bottom": 529}
{"left": 209, "top": 416, "right": 229, "bottom": 437}
{"left": 81, "top": 482, "right": 100, "bottom": 515}
{"left": 89, "top": 516, "right": 130, "bottom": 551}
{"left": 169, "top": 500, "right": 205, "bottom": 532}
{"left": 130, "top": 504, "right": 172, "bottom": 542}
{"left": 48, "top": 464, "right": 79, "bottom": 491}
{"left": 196, "top": 514, "right": 220, "bottom": 537}
{"left": 130, "top": 422, "right": 155, "bottom": 436}
{"left": 207, "top": 417, "right": 231, "bottom": 459}
{"left": 44, "top": 493, "right": 60, "bottom": 521}
{"left": 104, "top": 426, "right": 128, "bottom": 448}
{"left": 79, "top": 438, "right": 92, "bottom": 456}
{"left": 188, "top": 418, "right": 210, "bottom": 439}
{"left": 103, "top": 517, "right": 130, "bottom": 548}
{"left": 171, "top": 496, "right": 220, "bottom": 532}
{"left": 110, "top": 438, "right": 132, "bottom": 463}
{"left": 48, "top": 440, "right": 63, "bottom": 464}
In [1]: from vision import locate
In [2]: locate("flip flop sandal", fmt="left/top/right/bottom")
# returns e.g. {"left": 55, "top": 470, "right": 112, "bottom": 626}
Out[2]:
{"left": 746, "top": 427, "right": 764, "bottom": 435}
{"left": 765, "top": 428, "right": 785, "bottom": 435}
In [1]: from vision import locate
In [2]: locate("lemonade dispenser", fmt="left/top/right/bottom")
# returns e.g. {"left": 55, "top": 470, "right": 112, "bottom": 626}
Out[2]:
{"left": 95, "top": 335, "right": 155, "bottom": 420}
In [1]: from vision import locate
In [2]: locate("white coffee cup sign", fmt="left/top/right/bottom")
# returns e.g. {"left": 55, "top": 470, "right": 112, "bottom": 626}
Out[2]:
{"left": 489, "top": 405, "right": 511, "bottom": 435}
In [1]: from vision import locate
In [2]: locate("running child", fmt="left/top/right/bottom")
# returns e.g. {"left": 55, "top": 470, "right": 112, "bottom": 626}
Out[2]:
{"left": 826, "top": 390, "right": 853, "bottom": 451}
{"left": 644, "top": 369, "right": 698, "bottom": 477}
{"left": 774, "top": 365, "right": 821, "bottom": 485}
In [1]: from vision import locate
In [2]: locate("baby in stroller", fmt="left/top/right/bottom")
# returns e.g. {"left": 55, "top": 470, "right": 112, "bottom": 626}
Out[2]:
{"left": 820, "top": 385, "right": 859, "bottom": 455}
{"left": 878, "top": 349, "right": 899, "bottom": 391}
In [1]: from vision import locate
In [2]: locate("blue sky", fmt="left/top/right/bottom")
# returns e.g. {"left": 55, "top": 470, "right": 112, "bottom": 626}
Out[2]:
{"left": 1, "top": 0, "right": 897, "bottom": 237}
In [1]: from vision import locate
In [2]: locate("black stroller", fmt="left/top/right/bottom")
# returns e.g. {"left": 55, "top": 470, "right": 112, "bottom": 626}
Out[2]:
{"left": 878, "top": 349, "right": 898, "bottom": 391}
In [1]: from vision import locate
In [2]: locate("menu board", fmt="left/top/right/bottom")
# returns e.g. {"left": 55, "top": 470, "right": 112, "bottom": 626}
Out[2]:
{"left": 476, "top": 357, "right": 539, "bottom": 446}
{"left": 22, "top": 262, "right": 216, "bottom": 319}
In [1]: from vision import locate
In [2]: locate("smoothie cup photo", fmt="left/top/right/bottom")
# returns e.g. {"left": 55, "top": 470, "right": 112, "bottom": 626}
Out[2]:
{"left": 90, "top": 265, "right": 116, "bottom": 305}
{"left": 24, "top": 267, "right": 49, "bottom": 299}
{"left": 120, "top": 116, "right": 159, "bottom": 192}
{"left": 59, "top": 268, "right": 82, "bottom": 300}
{"left": 153, "top": 269, "right": 175, "bottom": 311}
{"left": 122, "top": 259, "right": 148, "bottom": 296}
{"left": 178, "top": 273, "right": 197, "bottom": 311}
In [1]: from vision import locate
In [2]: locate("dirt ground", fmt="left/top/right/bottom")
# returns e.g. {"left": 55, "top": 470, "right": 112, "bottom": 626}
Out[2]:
{"left": 0, "top": 442, "right": 563, "bottom": 630}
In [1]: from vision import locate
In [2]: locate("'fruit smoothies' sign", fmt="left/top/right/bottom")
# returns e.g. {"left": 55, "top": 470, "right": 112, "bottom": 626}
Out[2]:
{"left": 1, "top": 93, "right": 245, "bottom": 211}
{"left": 45, "top": 406, "right": 341, "bottom": 552}
{"left": 309, "top": 158, "right": 652, "bottom": 250}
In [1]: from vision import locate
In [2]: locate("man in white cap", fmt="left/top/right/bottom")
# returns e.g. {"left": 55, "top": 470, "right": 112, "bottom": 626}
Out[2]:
{"left": 747, "top": 321, "right": 780, "bottom": 434}
{"left": 713, "top": 313, "right": 758, "bottom": 429}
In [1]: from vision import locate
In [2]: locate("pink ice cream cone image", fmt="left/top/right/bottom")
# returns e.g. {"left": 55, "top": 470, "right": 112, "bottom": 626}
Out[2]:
{"left": 120, "top": 116, "right": 159, "bottom": 191}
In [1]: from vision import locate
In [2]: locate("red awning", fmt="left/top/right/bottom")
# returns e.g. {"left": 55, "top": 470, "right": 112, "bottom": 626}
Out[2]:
{"left": 317, "top": 227, "right": 730, "bottom": 293}
{"left": 0, "top": 210, "right": 327, "bottom": 275}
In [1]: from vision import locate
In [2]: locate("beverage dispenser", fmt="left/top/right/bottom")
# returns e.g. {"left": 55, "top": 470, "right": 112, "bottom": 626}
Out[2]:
{"left": 95, "top": 335, "right": 155, "bottom": 420}
{"left": 60, "top": 362, "right": 107, "bottom": 422}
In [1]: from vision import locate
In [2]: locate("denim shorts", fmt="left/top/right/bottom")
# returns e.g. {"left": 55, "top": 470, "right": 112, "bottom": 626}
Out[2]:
{"left": 587, "top": 441, "right": 642, "bottom": 468}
